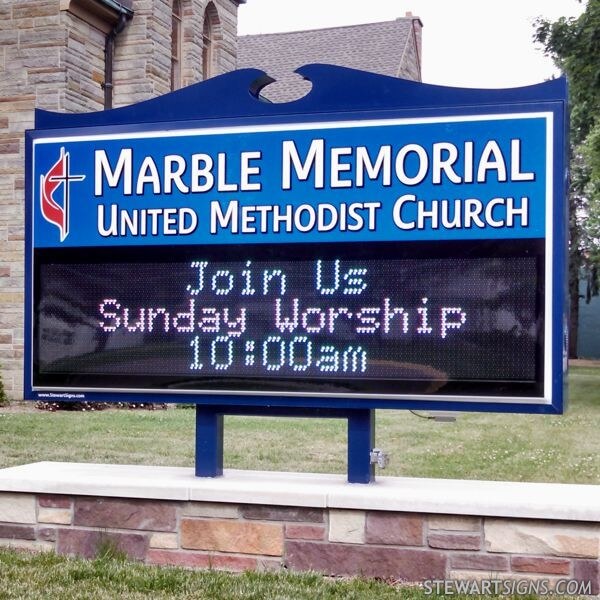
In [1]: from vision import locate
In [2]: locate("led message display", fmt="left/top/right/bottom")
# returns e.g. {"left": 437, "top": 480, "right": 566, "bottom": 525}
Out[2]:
{"left": 34, "top": 240, "right": 543, "bottom": 398}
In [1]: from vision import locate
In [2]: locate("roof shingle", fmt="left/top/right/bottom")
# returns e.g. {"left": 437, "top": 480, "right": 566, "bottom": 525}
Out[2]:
{"left": 238, "top": 18, "right": 421, "bottom": 102}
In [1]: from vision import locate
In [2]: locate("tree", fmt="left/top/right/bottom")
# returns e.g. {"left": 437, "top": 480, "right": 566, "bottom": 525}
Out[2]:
{"left": 535, "top": 0, "right": 600, "bottom": 357}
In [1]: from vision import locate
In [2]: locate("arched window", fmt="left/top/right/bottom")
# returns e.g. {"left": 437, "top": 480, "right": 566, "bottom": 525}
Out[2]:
{"left": 171, "top": 0, "right": 182, "bottom": 90}
{"left": 202, "top": 2, "right": 220, "bottom": 79}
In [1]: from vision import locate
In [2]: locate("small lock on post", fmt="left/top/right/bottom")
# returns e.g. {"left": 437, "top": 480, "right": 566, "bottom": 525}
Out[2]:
{"left": 369, "top": 448, "right": 389, "bottom": 469}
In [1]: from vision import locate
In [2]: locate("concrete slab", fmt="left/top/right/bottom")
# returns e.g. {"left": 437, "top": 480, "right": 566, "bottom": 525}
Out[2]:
{"left": 0, "top": 462, "right": 598, "bottom": 522}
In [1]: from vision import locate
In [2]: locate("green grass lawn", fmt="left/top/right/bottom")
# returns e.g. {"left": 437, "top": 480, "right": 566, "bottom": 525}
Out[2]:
{"left": 0, "top": 369, "right": 597, "bottom": 599}
{"left": 0, "top": 366, "right": 598, "bottom": 483}
{"left": 0, "top": 548, "right": 548, "bottom": 600}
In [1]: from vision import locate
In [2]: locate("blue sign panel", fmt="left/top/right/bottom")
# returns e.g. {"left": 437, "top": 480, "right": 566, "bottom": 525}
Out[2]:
{"left": 24, "top": 65, "right": 568, "bottom": 413}
{"left": 33, "top": 115, "right": 548, "bottom": 247}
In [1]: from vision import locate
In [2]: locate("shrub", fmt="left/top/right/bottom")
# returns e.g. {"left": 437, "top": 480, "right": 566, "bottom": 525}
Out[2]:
{"left": 0, "top": 368, "right": 7, "bottom": 406}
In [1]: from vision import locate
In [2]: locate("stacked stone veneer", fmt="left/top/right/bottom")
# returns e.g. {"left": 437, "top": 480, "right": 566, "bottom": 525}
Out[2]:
{"left": 0, "top": 492, "right": 598, "bottom": 591}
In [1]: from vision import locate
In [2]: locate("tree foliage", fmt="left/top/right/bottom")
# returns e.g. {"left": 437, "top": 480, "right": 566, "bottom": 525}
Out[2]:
{"left": 535, "top": 0, "right": 600, "bottom": 355}
{"left": 536, "top": 2, "right": 600, "bottom": 142}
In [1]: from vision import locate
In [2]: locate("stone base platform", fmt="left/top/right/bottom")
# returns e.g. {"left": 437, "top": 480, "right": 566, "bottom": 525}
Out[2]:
{"left": 0, "top": 462, "right": 598, "bottom": 591}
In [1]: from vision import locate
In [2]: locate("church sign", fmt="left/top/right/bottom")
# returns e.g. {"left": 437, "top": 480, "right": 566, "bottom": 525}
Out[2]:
{"left": 25, "top": 65, "right": 568, "bottom": 414}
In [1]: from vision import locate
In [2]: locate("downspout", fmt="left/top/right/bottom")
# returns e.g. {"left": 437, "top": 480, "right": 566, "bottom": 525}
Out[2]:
{"left": 103, "top": 4, "right": 133, "bottom": 109}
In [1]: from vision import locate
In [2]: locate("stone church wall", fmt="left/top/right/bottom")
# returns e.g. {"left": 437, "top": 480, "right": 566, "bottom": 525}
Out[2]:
{"left": 0, "top": 0, "right": 241, "bottom": 399}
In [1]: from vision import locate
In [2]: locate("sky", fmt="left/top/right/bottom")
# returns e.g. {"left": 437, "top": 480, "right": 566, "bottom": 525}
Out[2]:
{"left": 237, "top": 0, "right": 586, "bottom": 89}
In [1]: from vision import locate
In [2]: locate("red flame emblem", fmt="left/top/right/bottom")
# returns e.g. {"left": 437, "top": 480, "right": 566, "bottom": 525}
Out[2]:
{"left": 40, "top": 147, "right": 85, "bottom": 242}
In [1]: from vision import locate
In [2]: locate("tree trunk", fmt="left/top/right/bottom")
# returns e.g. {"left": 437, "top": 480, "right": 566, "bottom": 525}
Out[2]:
{"left": 569, "top": 265, "right": 580, "bottom": 358}
{"left": 568, "top": 220, "right": 583, "bottom": 358}
{"left": 568, "top": 211, "right": 582, "bottom": 358}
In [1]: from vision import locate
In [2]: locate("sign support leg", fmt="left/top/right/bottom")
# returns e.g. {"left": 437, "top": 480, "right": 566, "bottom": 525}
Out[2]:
{"left": 347, "top": 409, "right": 375, "bottom": 483}
{"left": 195, "top": 406, "right": 223, "bottom": 477}
{"left": 194, "top": 405, "right": 376, "bottom": 483}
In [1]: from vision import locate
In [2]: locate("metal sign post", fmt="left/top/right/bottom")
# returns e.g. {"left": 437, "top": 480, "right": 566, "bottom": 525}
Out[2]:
{"left": 195, "top": 405, "right": 376, "bottom": 483}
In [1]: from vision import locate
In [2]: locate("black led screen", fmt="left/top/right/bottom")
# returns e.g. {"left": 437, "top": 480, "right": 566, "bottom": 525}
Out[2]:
{"left": 32, "top": 241, "right": 544, "bottom": 398}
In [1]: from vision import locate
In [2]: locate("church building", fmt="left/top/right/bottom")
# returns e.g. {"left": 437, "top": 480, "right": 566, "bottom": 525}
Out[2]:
{"left": 0, "top": 2, "right": 423, "bottom": 398}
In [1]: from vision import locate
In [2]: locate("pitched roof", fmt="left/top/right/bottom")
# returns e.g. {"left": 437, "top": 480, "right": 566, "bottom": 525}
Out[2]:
{"left": 237, "top": 17, "right": 422, "bottom": 102}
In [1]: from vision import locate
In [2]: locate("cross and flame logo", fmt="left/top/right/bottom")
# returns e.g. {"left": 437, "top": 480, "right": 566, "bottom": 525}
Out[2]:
{"left": 40, "top": 147, "right": 86, "bottom": 242}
